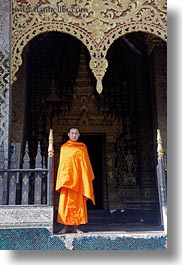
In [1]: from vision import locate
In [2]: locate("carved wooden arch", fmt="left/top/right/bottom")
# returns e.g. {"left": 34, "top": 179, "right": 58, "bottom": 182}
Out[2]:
{"left": 99, "top": 24, "right": 167, "bottom": 58}
{"left": 11, "top": 22, "right": 96, "bottom": 84}
{"left": 12, "top": 22, "right": 166, "bottom": 94}
{"left": 11, "top": 0, "right": 167, "bottom": 94}
{"left": 90, "top": 23, "right": 167, "bottom": 93}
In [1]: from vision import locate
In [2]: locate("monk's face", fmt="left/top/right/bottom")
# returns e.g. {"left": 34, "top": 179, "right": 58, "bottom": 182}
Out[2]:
{"left": 68, "top": 128, "right": 80, "bottom": 141}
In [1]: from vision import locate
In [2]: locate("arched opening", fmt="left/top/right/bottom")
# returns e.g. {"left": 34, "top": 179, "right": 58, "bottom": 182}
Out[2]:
{"left": 101, "top": 32, "right": 166, "bottom": 227}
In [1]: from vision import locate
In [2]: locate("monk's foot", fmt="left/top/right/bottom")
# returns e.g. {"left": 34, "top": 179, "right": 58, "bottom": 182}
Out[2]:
{"left": 58, "top": 226, "right": 68, "bottom": 234}
{"left": 73, "top": 227, "right": 84, "bottom": 234}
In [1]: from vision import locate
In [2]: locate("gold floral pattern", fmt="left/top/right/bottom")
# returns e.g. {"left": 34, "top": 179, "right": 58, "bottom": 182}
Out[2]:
{"left": 12, "top": 0, "right": 167, "bottom": 93}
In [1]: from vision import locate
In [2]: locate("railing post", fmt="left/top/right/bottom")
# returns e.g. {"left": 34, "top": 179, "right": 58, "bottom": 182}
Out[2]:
{"left": 0, "top": 144, "right": 4, "bottom": 204}
{"left": 9, "top": 142, "right": 18, "bottom": 205}
{"left": 42, "top": 156, "right": 47, "bottom": 204}
{"left": 156, "top": 129, "right": 167, "bottom": 232}
{"left": 34, "top": 142, "right": 43, "bottom": 204}
{"left": 47, "top": 129, "right": 54, "bottom": 206}
{"left": 22, "top": 141, "right": 30, "bottom": 205}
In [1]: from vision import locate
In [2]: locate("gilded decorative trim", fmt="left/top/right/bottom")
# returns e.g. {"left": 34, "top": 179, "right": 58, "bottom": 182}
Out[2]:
{"left": 48, "top": 129, "right": 54, "bottom": 157}
{"left": 157, "top": 129, "right": 164, "bottom": 157}
{"left": 12, "top": 0, "right": 167, "bottom": 93}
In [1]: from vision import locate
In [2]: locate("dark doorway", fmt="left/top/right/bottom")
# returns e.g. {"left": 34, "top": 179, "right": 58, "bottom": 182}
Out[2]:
{"left": 79, "top": 134, "right": 106, "bottom": 210}
{"left": 20, "top": 31, "right": 164, "bottom": 230}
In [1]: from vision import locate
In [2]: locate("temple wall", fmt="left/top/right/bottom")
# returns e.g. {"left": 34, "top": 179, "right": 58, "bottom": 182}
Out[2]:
{"left": 11, "top": 50, "right": 27, "bottom": 146}
{"left": 0, "top": 0, "right": 167, "bottom": 161}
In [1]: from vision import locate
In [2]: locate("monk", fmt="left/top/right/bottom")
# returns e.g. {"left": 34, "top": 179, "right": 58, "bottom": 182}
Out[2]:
{"left": 55, "top": 128, "right": 95, "bottom": 234}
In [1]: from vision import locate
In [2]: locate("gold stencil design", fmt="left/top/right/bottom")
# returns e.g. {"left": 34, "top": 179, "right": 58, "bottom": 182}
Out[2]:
{"left": 12, "top": 0, "right": 167, "bottom": 93}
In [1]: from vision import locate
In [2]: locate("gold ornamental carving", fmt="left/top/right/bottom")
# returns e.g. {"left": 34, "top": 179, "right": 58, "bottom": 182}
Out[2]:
{"left": 157, "top": 129, "right": 164, "bottom": 157}
{"left": 12, "top": 0, "right": 167, "bottom": 93}
{"left": 48, "top": 129, "right": 54, "bottom": 158}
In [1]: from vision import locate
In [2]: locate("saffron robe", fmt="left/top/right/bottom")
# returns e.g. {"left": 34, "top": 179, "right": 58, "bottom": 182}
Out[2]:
{"left": 55, "top": 140, "right": 95, "bottom": 225}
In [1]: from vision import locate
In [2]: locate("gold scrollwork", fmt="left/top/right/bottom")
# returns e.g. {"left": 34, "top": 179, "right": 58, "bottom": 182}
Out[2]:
{"left": 11, "top": 0, "right": 167, "bottom": 93}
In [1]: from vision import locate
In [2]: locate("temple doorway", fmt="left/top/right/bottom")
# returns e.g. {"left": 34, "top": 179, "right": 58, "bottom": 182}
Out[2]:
{"left": 10, "top": 30, "right": 167, "bottom": 228}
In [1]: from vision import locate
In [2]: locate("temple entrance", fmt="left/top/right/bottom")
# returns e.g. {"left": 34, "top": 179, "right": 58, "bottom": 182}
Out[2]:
{"left": 10, "top": 30, "right": 166, "bottom": 228}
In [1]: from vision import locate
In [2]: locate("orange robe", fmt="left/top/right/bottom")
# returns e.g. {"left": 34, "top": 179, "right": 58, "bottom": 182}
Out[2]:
{"left": 55, "top": 140, "right": 95, "bottom": 225}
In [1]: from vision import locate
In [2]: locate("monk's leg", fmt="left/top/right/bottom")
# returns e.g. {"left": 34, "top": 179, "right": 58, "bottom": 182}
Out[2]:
{"left": 73, "top": 225, "right": 84, "bottom": 234}
{"left": 58, "top": 225, "right": 68, "bottom": 234}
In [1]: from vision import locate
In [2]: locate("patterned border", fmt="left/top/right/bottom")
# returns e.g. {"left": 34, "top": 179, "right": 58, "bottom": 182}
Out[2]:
{"left": 0, "top": 228, "right": 167, "bottom": 250}
{"left": 0, "top": 1, "right": 10, "bottom": 163}
{"left": 0, "top": 206, "right": 53, "bottom": 231}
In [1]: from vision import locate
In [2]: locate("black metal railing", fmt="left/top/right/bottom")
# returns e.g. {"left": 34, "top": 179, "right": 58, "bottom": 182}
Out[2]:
{"left": 0, "top": 129, "right": 54, "bottom": 207}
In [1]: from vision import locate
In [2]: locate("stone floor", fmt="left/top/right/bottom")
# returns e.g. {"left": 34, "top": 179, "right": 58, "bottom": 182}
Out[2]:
{"left": 0, "top": 226, "right": 167, "bottom": 250}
